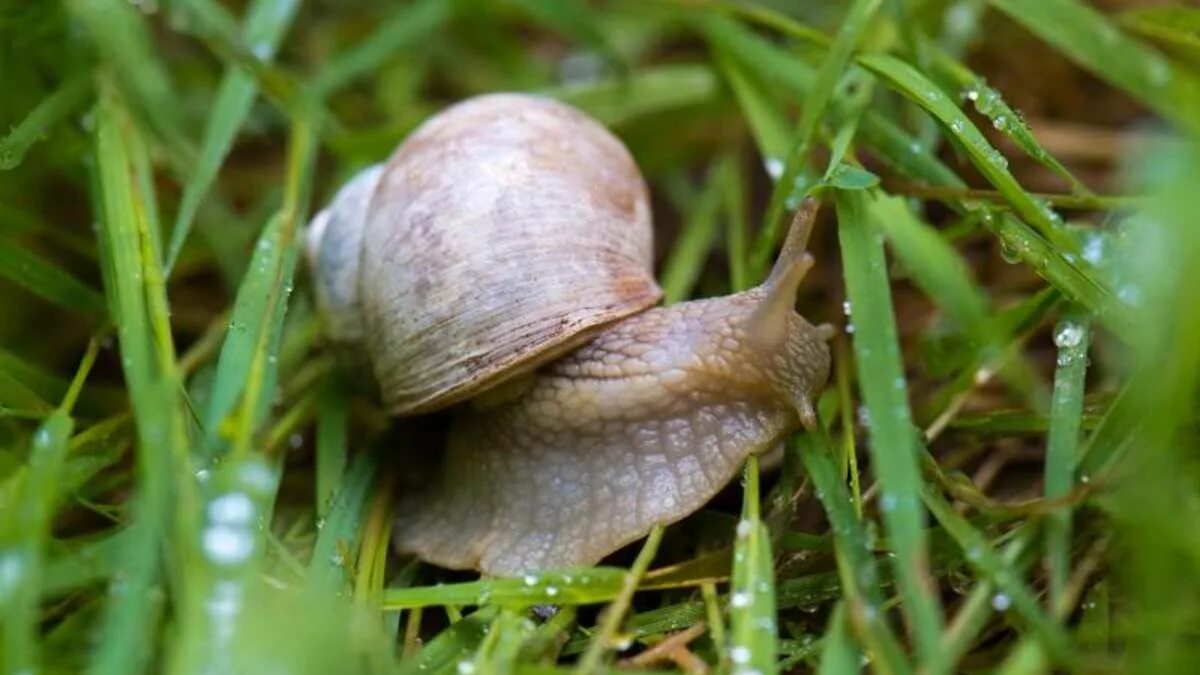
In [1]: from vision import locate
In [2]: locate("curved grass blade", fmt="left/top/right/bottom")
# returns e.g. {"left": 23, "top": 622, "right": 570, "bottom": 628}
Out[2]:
{"left": 0, "top": 74, "right": 91, "bottom": 171}
{"left": 1044, "top": 313, "right": 1091, "bottom": 604}
{"left": 66, "top": 0, "right": 190, "bottom": 162}
{"left": 0, "top": 236, "right": 106, "bottom": 313}
{"left": 921, "top": 488, "right": 1078, "bottom": 666}
{"left": 87, "top": 82, "right": 189, "bottom": 675}
{"left": 200, "top": 119, "right": 316, "bottom": 460}
{"left": 660, "top": 157, "right": 728, "bottom": 304}
{"left": 547, "top": 63, "right": 718, "bottom": 127}
{"left": 816, "top": 603, "right": 859, "bottom": 674}
{"left": 312, "top": 0, "right": 452, "bottom": 97}
{"left": 727, "top": 456, "right": 778, "bottom": 674}
{"left": 308, "top": 448, "right": 381, "bottom": 592}
{"left": 989, "top": 0, "right": 1200, "bottom": 135}
{"left": 836, "top": 189, "right": 945, "bottom": 667}
{"left": 796, "top": 430, "right": 910, "bottom": 675}
{"left": 750, "top": 0, "right": 883, "bottom": 281}
{"left": 1120, "top": 6, "right": 1200, "bottom": 70}
{"left": 165, "top": 0, "right": 302, "bottom": 274}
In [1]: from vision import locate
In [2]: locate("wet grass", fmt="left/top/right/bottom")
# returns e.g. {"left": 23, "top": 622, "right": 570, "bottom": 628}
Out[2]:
{"left": 2, "top": 0, "right": 1200, "bottom": 672}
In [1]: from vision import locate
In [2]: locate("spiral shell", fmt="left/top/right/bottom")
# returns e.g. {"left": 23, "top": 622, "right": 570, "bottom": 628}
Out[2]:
{"left": 309, "top": 93, "right": 662, "bottom": 414}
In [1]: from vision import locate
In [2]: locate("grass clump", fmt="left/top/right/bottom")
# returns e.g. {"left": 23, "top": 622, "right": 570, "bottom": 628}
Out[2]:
{"left": 3, "top": 0, "right": 1200, "bottom": 672}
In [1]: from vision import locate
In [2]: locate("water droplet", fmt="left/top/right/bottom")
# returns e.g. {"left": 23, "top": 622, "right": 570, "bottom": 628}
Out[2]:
{"left": 845, "top": 323, "right": 855, "bottom": 334}
{"left": 730, "top": 592, "right": 751, "bottom": 608}
{"left": 523, "top": 574, "right": 538, "bottom": 587}
{"left": 880, "top": 493, "right": 898, "bottom": 511}
{"left": 545, "top": 586, "right": 558, "bottom": 597}
{"left": 456, "top": 661, "right": 476, "bottom": 675}
{"left": 288, "top": 433, "right": 304, "bottom": 449}
{"left": 730, "top": 646, "right": 751, "bottom": 664}
{"left": 991, "top": 593, "right": 1011, "bottom": 611}
{"left": 736, "top": 519, "right": 753, "bottom": 538}
{"left": 0, "top": 554, "right": 25, "bottom": 602}
{"left": 1053, "top": 322, "right": 1085, "bottom": 349}
{"left": 842, "top": 300, "right": 852, "bottom": 316}
{"left": 208, "top": 492, "right": 255, "bottom": 526}
{"left": 763, "top": 157, "right": 784, "bottom": 180}
{"left": 203, "top": 525, "right": 255, "bottom": 565}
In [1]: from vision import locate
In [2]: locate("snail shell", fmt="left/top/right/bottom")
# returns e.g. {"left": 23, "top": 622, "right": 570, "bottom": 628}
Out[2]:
{"left": 307, "top": 93, "right": 663, "bottom": 414}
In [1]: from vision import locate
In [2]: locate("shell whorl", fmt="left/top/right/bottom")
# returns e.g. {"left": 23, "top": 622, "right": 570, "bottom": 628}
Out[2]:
{"left": 309, "top": 93, "right": 662, "bottom": 415}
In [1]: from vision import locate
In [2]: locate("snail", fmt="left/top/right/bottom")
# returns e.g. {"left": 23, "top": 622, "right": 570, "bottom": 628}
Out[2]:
{"left": 306, "top": 93, "right": 834, "bottom": 576}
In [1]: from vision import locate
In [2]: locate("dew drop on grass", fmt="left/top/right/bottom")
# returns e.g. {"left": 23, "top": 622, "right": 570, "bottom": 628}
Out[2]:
{"left": 730, "top": 646, "right": 751, "bottom": 664}
{"left": 730, "top": 592, "right": 751, "bottom": 608}
{"left": 208, "top": 492, "right": 255, "bottom": 526}
{"left": 736, "top": 519, "right": 753, "bottom": 538}
{"left": 842, "top": 300, "right": 852, "bottom": 316}
{"left": 0, "top": 553, "right": 25, "bottom": 602}
{"left": 523, "top": 574, "right": 538, "bottom": 587}
{"left": 545, "top": 586, "right": 558, "bottom": 597}
{"left": 991, "top": 593, "right": 1012, "bottom": 611}
{"left": 203, "top": 525, "right": 255, "bottom": 566}
{"left": 456, "top": 660, "right": 476, "bottom": 675}
{"left": 763, "top": 157, "right": 784, "bottom": 180}
{"left": 1053, "top": 322, "right": 1085, "bottom": 349}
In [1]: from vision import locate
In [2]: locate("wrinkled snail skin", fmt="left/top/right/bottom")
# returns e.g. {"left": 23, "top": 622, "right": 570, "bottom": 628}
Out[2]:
{"left": 393, "top": 286, "right": 832, "bottom": 575}
{"left": 306, "top": 92, "right": 834, "bottom": 577}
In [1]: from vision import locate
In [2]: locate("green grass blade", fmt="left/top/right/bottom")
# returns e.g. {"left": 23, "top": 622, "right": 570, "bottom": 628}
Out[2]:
{"left": 66, "top": 0, "right": 190, "bottom": 161}
{"left": 1043, "top": 313, "right": 1090, "bottom": 604}
{"left": 920, "top": 488, "right": 1078, "bottom": 666}
{"left": 575, "top": 525, "right": 664, "bottom": 673}
{"left": 200, "top": 119, "right": 316, "bottom": 460}
{"left": 383, "top": 568, "right": 626, "bottom": 610}
{"left": 816, "top": 603, "right": 859, "bottom": 674}
{"left": 727, "top": 456, "right": 778, "bottom": 674}
{"left": 399, "top": 607, "right": 498, "bottom": 675}
{"left": 2, "top": 410, "right": 73, "bottom": 673}
{"left": 312, "top": 0, "right": 451, "bottom": 97}
{"left": 0, "top": 74, "right": 91, "bottom": 171}
{"left": 315, "top": 381, "right": 349, "bottom": 518}
{"left": 660, "top": 157, "right": 727, "bottom": 304}
{"left": 796, "top": 430, "right": 910, "bottom": 674}
{"left": 1120, "top": 6, "right": 1200, "bottom": 70}
{"left": 750, "top": 0, "right": 883, "bottom": 281}
{"left": 548, "top": 63, "right": 718, "bottom": 127}
{"left": 308, "top": 449, "right": 380, "bottom": 591}
{"left": 0, "top": 236, "right": 106, "bottom": 313}
{"left": 165, "top": 0, "right": 301, "bottom": 274}
{"left": 835, "top": 189, "right": 945, "bottom": 666}
{"left": 989, "top": 0, "right": 1200, "bottom": 135}
{"left": 86, "top": 81, "right": 189, "bottom": 675}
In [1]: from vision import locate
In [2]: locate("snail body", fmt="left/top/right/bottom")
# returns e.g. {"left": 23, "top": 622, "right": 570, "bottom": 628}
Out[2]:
{"left": 307, "top": 93, "right": 832, "bottom": 576}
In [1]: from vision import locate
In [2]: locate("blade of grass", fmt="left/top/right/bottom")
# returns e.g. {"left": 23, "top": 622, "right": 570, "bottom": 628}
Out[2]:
{"left": 87, "top": 81, "right": 190, "bottom": 675}
{"left": 1044, "top": 313, "right": 1090, "bottom": 604}
{"left": 66, "top": 0, "right": 191, "bottom": 162}
{"left": 312, "top": 0, "right": 451, "bottom": 97}
{"left": 660, "top": 156, "right": 727, "bottom": 304}
{"left": 726, "top": 455, "right": 778, "bottom": 674}
{"left": 920, "top": 487, "right": 1078, "bottom": 666}
{"left": 796, "top": 429, "right": 909, "bottom": 675}
{"left": 750, "top": 0, "right": 883, "bottom": 281}
{"left": 315, "top": 381, "right": 349, "bottom": 518}
{"left": 165, "top": 0, "right": 301, "bottom": 274}
{"left": 0, "top": 74, "right": 91, "bottom": 170}
{"left": 575, "top": 525, "right": 664, "bottom": 674}
{"left": 815, "top": 603, "right": 859, "bottom": 674}
{"left": 0, "top": 235, "right": 107, "bottom": 312}
{"left": 989, "top": 0, "right": 1200, "bottom": 135}
{"left": 200, "top": 118, "right": 316, "bottom": 460}
{"left": 835, "top": 189, "right": 945, "bottom": 668}
{"left": 546, "top": 63, "right": 719, "bottom": 127}
{"left": 308, "top": 449, "right": 381, "bottom": 591}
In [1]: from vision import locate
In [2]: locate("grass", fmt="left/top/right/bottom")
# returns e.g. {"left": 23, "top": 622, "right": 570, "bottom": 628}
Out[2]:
{"left": 2, "top": 0, "right": 1200, "bottom": 672}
